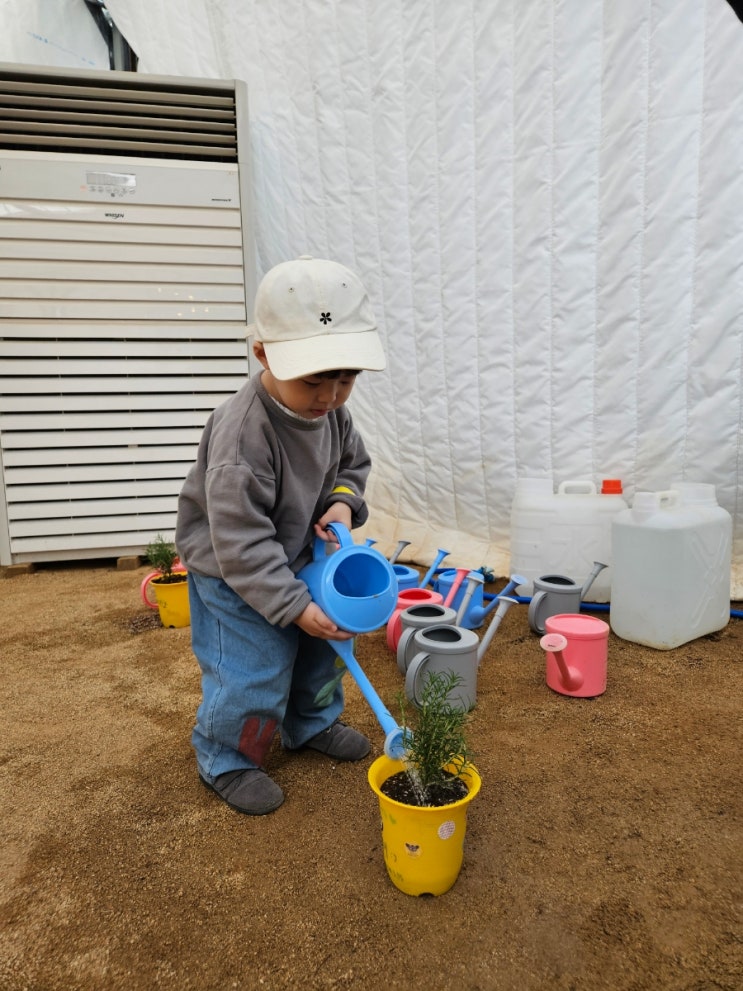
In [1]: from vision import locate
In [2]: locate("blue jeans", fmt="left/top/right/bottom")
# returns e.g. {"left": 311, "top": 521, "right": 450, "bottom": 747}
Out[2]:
{"left": 188, "top": 572, "right": 344, "bottom": 782}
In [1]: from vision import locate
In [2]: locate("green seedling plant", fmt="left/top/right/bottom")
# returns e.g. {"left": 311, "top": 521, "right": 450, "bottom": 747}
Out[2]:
{"left": 145, "top": 534, "right": 183, "bottom": 582}
{"left": 397, "top": 669, "right": 474, "bottom": 806}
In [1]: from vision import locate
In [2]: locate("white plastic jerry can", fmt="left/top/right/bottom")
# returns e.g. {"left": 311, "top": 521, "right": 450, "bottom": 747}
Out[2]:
{"left": 509, "top": 477, "right": 628, "bottom": 601}
{"left": 609, "top": 484, "right": 732, "bottom": 649}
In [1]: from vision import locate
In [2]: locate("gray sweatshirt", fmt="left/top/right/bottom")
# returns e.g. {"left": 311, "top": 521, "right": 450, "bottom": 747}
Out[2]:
{"left": 175, "top": 374, "right": 371, "bottom": 627}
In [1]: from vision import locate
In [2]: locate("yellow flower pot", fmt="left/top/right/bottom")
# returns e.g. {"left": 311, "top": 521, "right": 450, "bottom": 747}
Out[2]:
{"left": 151, "top": 576, "right": 190, "bottom": 628}
{"left": 367, "top": 754, "right": 481, "bottom": 896}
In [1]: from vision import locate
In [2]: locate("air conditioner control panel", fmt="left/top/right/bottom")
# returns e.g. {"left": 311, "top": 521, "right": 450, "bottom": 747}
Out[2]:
{"left": 84, "top": 171, "right": 137, "bottom": 197}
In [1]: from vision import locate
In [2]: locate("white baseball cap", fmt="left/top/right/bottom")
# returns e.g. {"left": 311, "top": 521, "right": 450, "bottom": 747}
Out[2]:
{"left": 249, "top": 256, "right": 386, "bottom": 380}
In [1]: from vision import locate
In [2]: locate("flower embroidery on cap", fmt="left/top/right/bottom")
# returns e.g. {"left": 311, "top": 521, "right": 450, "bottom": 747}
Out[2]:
{"left": 320, "top": 312, "right": 332, "bottom": 324}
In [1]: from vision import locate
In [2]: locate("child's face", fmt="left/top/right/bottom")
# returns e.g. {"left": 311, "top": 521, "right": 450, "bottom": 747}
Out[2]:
{"left": 254, "top": 343, "right": 358, "bottom": 419}
{"left": 273, "top": 371, "right": 359, "bottom": 419}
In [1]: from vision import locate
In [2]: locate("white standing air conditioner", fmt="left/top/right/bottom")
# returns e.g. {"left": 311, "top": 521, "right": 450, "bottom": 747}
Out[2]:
{"left": 0, "top": 63, "right": 256, "bottom": 565}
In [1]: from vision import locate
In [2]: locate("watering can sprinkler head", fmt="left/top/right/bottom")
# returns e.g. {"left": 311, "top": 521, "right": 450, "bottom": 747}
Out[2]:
{"left": 384, "top": 727, "right": 409, "bottom": 760}
{"left": 539, "top": 632, "right": 584, "bottom": 691}
{"left": 581, "top": 561, "right": 608, "bottom": 599}
{"left": 388, "top": 539, "right": 411, "bottom": 565}
{"left": 500, "top": 574, "right": 529, "bottom": 598}
{"left": 468, "top": 573, "right": 530, "bottom": 624}
{"left": 477, "top": 595, "right": 519, "bottom": 663}
{"left": 540, "top": 632, "right": 567, "bottom": 653}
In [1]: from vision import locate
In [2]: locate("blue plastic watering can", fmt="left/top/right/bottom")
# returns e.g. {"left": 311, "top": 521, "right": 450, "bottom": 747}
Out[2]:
{"left": 299, "top": 523, "right": 406, "bottom": 757}
{"left": 436, "top": 571, "right": 528, "bottom": 629}
{"left": 297, "top": 522, "right": 398, "bottom": 634}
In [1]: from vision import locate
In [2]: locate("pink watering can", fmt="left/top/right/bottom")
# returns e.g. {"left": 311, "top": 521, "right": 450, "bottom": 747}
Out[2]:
{"left": 386, "top": 587, "right": 445, "bottom": 651}
{"left": 539, "top": 613, "right": 610, "bottom": 697}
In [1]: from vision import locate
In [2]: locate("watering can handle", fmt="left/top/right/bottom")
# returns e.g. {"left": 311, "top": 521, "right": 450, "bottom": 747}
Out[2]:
{"left": 313, "top": 521, "right": 352, "bottom": 561}
{"left": 405, "top": 651, "right": 431, "bottom": 707}
{"left": 396, "top": 625, "right": 417, "bottom": 676}
{"left": 141, "top": 570, "right": 161, "bottom": 609}
{"left": 527, "top": 589, "right": 549, "bottom": 634}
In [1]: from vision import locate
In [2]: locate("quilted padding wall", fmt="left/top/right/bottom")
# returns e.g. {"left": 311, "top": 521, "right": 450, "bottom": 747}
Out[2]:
{"left": 18, "top": 0, "right": 743, "bottom": 594}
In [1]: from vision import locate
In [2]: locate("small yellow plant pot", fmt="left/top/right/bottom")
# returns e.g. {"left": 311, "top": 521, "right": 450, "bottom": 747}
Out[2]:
{"left": 151, "top": 577, "right": 190, "bottom": 628}
{"left": 367, "top": 754, "right": 481, "bottom": 896}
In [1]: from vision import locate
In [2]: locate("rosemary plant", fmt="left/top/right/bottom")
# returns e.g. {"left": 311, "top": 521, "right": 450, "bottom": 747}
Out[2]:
{"left": 398, "top": 670, "right": 474, "bottom": 804}
{"left": 145, "top": 534, "right": 181, "bottom": 579}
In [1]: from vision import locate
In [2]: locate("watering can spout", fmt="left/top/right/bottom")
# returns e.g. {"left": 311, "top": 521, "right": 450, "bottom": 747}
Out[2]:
{"left": 388, "top": 539, "right": 410, "bottom": 565}
{"left": 419, "top": 548, "right": 451, "bottom": 589}
{"left": 496, "top": 573, "right": 529, "bottom": 603}
{"left": 455, "top": 572, "right": 484, "bottom": 625}
{"left": 539, "top": 632, "right": 583, "bottom": 691}
{"left": 476, "top": 596, "right": 519, "bottom": 663}
{"left": 476, "top": 573, "right": 530, "bottom": 623}
{"left": 331, "top": 639, "right": 408, "bottom": 759}
{"left": 443, "top": 567, "right": 470, "bottom": 608}
{"left": 448, "top": 572, "right": 529, "bottom": 627}
{"left": 581, "top": 561, "right": 608, "bottom": 600}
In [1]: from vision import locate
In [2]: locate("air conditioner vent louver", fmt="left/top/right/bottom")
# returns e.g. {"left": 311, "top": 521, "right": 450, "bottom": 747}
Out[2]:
{"left": 0, "top": 63, "right": 255, "bottom": 566}
{"left": 0, "top": 67, "right": 237, "bottom": 161}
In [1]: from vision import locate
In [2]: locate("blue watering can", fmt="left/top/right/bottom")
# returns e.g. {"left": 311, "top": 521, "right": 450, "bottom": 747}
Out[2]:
{"left": 298, "top": 523, "right": 406, "bottom": 758}
{"left": 297, "top": 522, "right": 398, "bottom": 633}
{"left": 436, "top": 571, "right": 528, "bottom": 629}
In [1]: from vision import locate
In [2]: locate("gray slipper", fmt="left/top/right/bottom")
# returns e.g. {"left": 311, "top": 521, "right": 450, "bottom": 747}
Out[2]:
{"left": 200, "top": 768, "right": 284, "bottom": 815}
{"left": 303, "top": 719, "right": 371, "bottom": 761}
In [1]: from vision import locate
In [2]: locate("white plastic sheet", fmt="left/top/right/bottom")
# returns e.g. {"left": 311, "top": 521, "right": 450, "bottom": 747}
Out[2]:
{"left": 0, "top": 0, "right": 109, "bottom": 69}
{"left": 6, "top": 0, "right": 743, "bottom": 595}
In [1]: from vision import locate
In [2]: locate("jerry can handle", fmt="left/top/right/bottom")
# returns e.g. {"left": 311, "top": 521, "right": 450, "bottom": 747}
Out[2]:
{"left": 657, "top": 489, "right": 679, "bottom": 508}
{"left": 557, "top": 480, "right": 597, "bottom": 496}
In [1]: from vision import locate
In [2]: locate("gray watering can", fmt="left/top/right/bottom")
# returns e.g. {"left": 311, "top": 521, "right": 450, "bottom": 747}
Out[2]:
{"left": 396, "top": 602, "right": 459, "bottom": 674}
{"left": 527, "top": 561, "right": 608, "bottom": 635}
{"left": 394, "top": 567, "right": 493, "bottom": 672}
{"left": 401, "top": 596, "right": 520, "bottom": 710}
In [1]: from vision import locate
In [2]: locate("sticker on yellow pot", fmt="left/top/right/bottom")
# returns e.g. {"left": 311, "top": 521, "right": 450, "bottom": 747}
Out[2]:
{"left": 437, "top": 821, "right": 456, "bottom": 840}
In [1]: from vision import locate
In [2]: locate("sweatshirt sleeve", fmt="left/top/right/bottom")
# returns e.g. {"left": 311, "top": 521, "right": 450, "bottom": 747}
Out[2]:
{"left": 204, "top": 462, "right": 313, "bottom": 627}
{"left": 323, "top": 413, "right": 372, "bottom": 528}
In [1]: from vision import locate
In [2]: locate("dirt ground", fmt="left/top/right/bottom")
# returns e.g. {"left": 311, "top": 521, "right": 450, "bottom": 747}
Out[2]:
{"left": 1, "top": 560, "right": 741, "bottom": 991}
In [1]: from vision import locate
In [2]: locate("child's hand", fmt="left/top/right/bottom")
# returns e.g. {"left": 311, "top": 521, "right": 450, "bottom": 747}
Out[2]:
{"left": 314, "top": 502, "right": 353, "bottom": 542}
{"left": 295, "top": 602, "right": 354, "bottom": 641}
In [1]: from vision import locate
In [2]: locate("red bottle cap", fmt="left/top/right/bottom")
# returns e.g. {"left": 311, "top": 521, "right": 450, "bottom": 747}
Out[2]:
{"left": 601, "top": 479, "right": 623, "bottom": 494}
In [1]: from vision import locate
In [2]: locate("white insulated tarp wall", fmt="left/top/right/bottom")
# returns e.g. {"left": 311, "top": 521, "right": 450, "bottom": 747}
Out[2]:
{"left": 3, "top": 0, "right": 743, "bottom": 595}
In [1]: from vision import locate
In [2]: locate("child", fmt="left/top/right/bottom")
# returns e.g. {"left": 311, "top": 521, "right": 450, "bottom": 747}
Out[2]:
{"left": 175, "top": 256, "right": 386, "bottom": 815}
